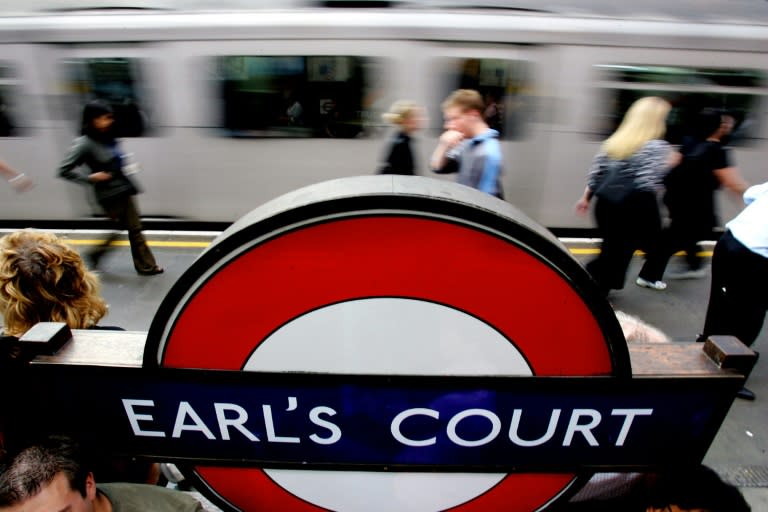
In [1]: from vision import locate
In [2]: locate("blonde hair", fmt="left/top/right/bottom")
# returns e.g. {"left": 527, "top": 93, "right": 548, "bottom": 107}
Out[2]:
{"left": 382, "top": 100, "right": 419, "bottom": 126}
{"left": 0, "top": 230, "right": 107, "bottom": 337}
{"left": 441, "top": 89, "right": 484, "bottom": 114}
{"left": 602, "top": 97, "right": 670, "bottom": 160}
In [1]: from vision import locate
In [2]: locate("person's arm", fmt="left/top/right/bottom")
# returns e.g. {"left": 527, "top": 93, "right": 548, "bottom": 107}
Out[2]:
{"left": 575, "top": 185, "right": 594, "bottom": 216}
{"left": 0, "top": 159, "right": 32, "bottom": 192}
{"left": 575, "top": 152, "right": 606, "bottom": 215}
{"left": 714, "top": 166, "right": 749, "bottom": 198}
{"left": 58, "top": 138, "right": 111, "bottom": 184}
{"left": 430, "top": 130, "right": 463, "bottom": 174}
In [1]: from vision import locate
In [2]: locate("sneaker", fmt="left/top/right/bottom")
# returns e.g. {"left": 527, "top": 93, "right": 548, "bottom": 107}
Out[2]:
{"left": 667, "top": 268, "right": 707, "bottom": 280}
{"left": 636, "top": 277, "right": 667, "bottom": 290}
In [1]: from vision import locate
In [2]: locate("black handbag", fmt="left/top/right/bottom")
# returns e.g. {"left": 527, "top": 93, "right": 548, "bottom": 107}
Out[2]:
{"left": 594, "top": 159, "right": 635, "bottom": 204}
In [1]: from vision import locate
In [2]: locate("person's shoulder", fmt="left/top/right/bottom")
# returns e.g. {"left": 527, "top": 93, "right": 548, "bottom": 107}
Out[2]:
{"left": 98, "top": 483, "right": 203, "bottom": 510}
{"left": 643, "top": 139, "right": 670, "bottom": 151}
{"left": 69, "top": 135, "right": 99, "bottom": 153}
{"left": 476, "top": 128, "right": 499, "bottom": 141}
{"left": 393, "top": 131, "right": 410, "bottom": 144}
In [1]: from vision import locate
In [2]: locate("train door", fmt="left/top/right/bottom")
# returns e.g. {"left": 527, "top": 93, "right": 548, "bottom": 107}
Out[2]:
{"left": 419, "top": 43, "right": 559, "bottom": 223}
{"left": 37, "top": 43, "right": 173, "bottom": 218}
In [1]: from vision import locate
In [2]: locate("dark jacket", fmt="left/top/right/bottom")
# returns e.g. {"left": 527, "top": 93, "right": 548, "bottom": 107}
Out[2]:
{"left": 58, "top": 135, "right": 139, "bottom": 204}
{"left": 378, "top": 131, "right": 415, "bottom": 175}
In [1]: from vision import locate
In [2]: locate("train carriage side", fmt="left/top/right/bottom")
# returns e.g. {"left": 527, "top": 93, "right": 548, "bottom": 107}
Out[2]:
{"left": 0, "top": 10, "right": 766, "bottom": 231}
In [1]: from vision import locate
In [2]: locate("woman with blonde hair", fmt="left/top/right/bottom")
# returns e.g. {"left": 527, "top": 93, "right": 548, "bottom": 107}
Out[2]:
{"left": 575, "top": 97, "right": 676, "bottom": 295}
{"left": 377, "top": 100, "right": 425, "bottom": 175}
{"left": 0, "top": 229, "right": 107, "bottom": 338}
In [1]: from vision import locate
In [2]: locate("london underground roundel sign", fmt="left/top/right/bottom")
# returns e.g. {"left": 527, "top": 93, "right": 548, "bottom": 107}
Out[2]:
{"left": 145, "top": 176, "right": 629, "bottom": 512}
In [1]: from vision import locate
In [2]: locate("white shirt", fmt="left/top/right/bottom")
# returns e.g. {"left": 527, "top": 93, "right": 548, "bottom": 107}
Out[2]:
{"left": 726, "top": 181, "right": 768, "bottom": 258}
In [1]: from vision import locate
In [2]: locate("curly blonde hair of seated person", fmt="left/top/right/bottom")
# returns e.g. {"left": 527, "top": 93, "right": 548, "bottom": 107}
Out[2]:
{"left": 0, "top": 230, "right": 107, "bottom": 337}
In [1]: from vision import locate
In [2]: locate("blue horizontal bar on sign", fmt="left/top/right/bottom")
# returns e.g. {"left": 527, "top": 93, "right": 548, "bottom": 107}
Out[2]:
{"left": 3, "top": 366, "right": 741, "bottom": 472}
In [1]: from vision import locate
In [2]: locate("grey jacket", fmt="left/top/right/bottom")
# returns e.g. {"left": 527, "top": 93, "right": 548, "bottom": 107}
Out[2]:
{"left": 58, "top": 135, "right": 139, "bottom": 204}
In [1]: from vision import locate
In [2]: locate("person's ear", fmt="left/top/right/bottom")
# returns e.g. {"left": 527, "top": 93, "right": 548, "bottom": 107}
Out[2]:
{"left": 85, "top": 472, "right": 97, "bottom": 501}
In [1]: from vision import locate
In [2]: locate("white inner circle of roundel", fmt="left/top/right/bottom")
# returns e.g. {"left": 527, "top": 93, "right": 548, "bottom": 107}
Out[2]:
{"left": 244, "top": 298, "right": 533, "bottom": 512}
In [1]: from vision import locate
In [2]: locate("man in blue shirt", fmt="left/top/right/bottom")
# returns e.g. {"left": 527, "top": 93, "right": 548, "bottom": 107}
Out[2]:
{"left": 430, "top": 89, "right": 504, "bottom": 198}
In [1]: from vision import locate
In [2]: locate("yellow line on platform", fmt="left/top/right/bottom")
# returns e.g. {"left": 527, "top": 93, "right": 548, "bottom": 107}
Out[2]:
{"left": 65, "top": 240, "right": 211, "bottom": 248}
{"left": 61, "top": 239, "right": 714, "bottom": 257}
{"left": 570, "top": 248, "right": 713, "bottom": 257}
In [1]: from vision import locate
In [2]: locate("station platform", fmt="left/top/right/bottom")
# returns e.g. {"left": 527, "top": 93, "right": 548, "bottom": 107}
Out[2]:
{"left": 3, "top": 228, "right": 766, "bottom": 510}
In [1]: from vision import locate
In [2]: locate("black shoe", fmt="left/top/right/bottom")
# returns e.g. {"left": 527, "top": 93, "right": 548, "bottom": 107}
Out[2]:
{"left": 137, "top": 266, "right": 164, "bottom": 276}
{"left": 736, "top": 387, "right": 756, "bottom": 401}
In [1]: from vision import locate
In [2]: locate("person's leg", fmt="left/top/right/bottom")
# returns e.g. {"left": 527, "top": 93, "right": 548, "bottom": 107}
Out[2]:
{"left": 631, "top": 192, "right": 666, "bottom": 289}
{"left": 701, "top": 231, "right": 765, "bottom": 346}
{"left": 683, "top": 239, "right": 703, "bottom": 271}
{"left": 588, "top": 199, "right": 632, "bottom": 292}
{"left": 122, "top": 197, "right": 161, "bottom": 274}
{"left": 89, "top": 200, "right": 125, "bottom": 268}
{"left": 701, "top": 232, "right": 767, "bottom": 400}
{"left": 672, "top": 217, "right": 707, "bottom": 276}
{"left": 638, "top": 225, "right": 679, "bottom": 282}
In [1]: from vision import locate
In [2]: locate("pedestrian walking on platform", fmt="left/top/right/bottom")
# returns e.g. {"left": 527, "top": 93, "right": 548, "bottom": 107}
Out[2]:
{"left": 58, "top": 100, "right": 162, "bottom": 276}
{"left": 638, "top": 108, "right": 749, "bottom": 287}
{"left": 430, "top": 89, "right": 504, "bottom": 198}
{"left": 575, "top": 96, "right": 676, "bottom": 295}
{"left": 377, "top": 100, "right": 425, "bottom": 175}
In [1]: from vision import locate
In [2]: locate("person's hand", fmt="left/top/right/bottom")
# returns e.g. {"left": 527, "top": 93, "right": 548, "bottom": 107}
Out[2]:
{"left": 89, "top": 171, "right": 112, "bottom": 182}
{"left": 439, "top": 130, "right": 464, "bottom": 148}
{"left": 9, "top": 173, "right": 33, "bottom": 192}
{"left": 575, "top": 196, "right": 590, "bottom": 216}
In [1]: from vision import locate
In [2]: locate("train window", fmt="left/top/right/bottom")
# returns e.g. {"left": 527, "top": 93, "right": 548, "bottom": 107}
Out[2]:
{"left": 594, "top": 65, "right": 766, "bottom": 145}
{"left": 0, "top": 63, "right": 22, "bottom": 137}
{"left": 62, "top": 58, "right": 152, "bottom": 137}
{"left": 216, "top": 55, "right": 381, "bottom": 138}
{"left": 434, "top": 58, "right": 533, "bottom": 140}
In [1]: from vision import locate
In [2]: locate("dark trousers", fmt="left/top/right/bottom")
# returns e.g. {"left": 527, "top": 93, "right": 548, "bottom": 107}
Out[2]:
{"left": 702, "top": 230, "right": 768, "bottom": 346}
{"left": 638, "top": 217, "right": 708, "bottom": 281}
{"left": 586, "top": 191, "right": 661, "bottom": 293}
{"left": 93, "top": 195, "right": 158, "bottom": 273}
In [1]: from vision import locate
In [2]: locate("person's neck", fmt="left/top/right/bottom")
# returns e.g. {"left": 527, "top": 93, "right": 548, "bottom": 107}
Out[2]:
{"left": 94, "top": 490, "right": 113, "bottom": 512}
{"left": 468, "top": 122, "right": 490, "bottom": 138}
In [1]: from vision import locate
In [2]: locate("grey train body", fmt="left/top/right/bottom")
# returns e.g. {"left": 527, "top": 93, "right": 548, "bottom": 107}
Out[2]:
{"left": 0, "top": 0, "right": 766, "bottom": 232}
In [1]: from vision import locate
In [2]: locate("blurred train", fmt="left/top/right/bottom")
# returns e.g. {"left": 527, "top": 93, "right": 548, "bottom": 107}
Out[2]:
{"left": 0, "top": 0, "right": 766, "bottom": 233}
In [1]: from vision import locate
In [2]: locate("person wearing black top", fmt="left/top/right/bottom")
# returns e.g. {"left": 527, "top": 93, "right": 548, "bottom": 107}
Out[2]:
{"left": 638, "top": 109, "right": 749, "bottom": 287}
{"left": 377, "top": 100, "right": 425, "bottom": 175}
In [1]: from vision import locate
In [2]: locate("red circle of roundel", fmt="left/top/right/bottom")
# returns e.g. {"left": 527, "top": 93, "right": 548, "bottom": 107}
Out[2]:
{"left": 160, "top": 215, "right": 614, "bottom": 511}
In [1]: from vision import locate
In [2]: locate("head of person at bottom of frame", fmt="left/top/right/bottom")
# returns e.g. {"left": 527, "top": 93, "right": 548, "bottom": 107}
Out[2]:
{"left": 0, "top": 435, "right": 204, "bottom": 512}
